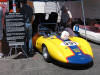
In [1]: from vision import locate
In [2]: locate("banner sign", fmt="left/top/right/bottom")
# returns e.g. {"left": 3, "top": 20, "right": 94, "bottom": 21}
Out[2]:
{"left": 5, "top": 13, "right": 26, "bottom": 46}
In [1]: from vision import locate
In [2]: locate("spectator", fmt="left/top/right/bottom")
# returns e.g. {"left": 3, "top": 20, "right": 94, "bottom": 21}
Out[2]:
{"left": 60, "top": 6, "right": 76, "bottom": 36}
{"left": 61, "top": 6, "right": 72, "bottom": 27}
{"left": 20, "top": 1, "right": 34, "bottom": 55}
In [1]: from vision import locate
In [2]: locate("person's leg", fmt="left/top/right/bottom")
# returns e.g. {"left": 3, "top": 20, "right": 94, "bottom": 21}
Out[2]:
{"left": 28, "top": 23, "right": 34, "bottom": 55}
{"left": 25, "top": 22, "right": 33, "bottom": 55}
{"left": 22, "top": 22, "right": 29, "bottom": 55}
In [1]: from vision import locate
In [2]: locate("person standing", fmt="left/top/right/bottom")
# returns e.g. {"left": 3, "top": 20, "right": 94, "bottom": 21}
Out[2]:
{"left": 20, "top": 1, "right": 34, "bottom": 55}
{"left": 61, "top": 6, "right": 72, "bottom": 28}
{"left": 60, "top": 6, "right": 76, "bottom": 36}
{"left": 0, "top": 6, "right": 4, "bottom": 58}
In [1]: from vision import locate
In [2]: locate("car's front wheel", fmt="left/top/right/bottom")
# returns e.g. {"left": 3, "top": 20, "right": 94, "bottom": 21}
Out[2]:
{"left": 42, "top": 45, "right": 52, "bottom": 62}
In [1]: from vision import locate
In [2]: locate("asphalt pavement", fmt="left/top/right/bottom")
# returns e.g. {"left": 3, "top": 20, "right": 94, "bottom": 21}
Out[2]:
{"left": 0, "top": 42, "right": 100, "bottom": 75}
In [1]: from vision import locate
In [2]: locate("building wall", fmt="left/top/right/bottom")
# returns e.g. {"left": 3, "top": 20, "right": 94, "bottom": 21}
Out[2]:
{"left": 84, "top": 0, "right": 100, "bottom": 19}
{"left": 60, "top": 0, "right": 100, "bottom": 19}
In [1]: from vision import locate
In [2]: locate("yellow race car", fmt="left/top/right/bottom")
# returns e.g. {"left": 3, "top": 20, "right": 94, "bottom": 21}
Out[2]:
{"left": 32, "top": 24, "right": 93, "bottom": 65}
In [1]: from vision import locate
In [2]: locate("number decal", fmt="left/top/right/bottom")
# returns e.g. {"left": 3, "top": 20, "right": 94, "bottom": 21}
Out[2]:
{"left": 61, "top": 41, "right": 78, "bottom": 46}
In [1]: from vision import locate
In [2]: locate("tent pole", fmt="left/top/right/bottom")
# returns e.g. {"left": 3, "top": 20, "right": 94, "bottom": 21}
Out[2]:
{"left": 81, "top": 0, "right": 87, "bottom": 40}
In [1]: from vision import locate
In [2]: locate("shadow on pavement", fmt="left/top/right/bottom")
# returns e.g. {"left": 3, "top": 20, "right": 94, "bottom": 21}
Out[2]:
{"left": 51, "top": 59, "right": 94, "bottom": 70}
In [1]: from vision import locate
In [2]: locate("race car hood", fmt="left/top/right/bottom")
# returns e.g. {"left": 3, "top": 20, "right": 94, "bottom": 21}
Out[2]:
{"left": 46, "top": 35, "right": 93, "bottom": 64}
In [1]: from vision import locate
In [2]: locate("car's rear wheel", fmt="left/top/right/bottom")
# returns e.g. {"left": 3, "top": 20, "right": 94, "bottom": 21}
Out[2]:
{"left": 42, "top": 45, "right": 52, "bottom": 62}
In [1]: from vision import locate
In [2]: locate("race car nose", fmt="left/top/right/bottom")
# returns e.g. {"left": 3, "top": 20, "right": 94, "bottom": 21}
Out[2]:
{"left": 67, "top": 54, "right": 93, "bottom": 64}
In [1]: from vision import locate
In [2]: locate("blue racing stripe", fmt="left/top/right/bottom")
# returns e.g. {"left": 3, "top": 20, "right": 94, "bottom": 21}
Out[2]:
{"left": 69, "top": 45, "right": 83, "bottom": 55}
{"left": 56, "top": 35, "right": 93, "bottom": 64}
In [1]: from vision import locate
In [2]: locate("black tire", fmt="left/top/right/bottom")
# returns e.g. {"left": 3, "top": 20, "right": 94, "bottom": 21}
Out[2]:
{"left": 42, "top": 45, "right": 52, "bottom": 62}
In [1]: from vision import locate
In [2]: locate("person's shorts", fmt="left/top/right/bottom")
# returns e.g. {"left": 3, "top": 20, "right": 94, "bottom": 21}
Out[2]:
{"left": 0, "top": 29, "right": 3, "bottom": 40}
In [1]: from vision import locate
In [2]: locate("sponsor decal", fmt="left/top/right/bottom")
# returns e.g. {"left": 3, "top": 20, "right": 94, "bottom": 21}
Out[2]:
{"left": 65, "top": 47, "right": 67, "bottom": 49}
{"left": 73, "top": 48, "right": 80, "bottom": 52}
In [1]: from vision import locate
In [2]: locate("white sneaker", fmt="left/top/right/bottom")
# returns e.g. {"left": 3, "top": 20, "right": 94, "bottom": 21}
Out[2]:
{"left": 18, "top": 52, "right": 23, "bottom": 55}
{"left": 0, "top": 53, "right": 3, "bottom": 58}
